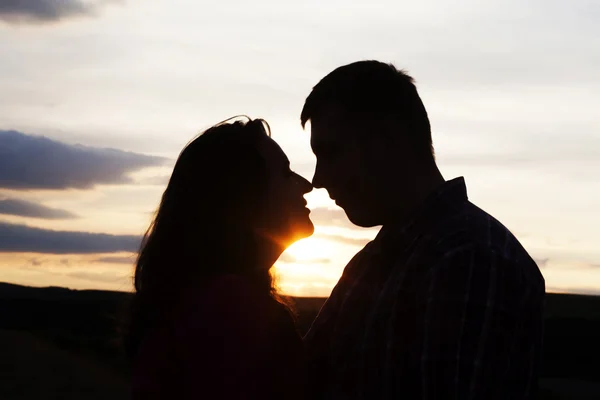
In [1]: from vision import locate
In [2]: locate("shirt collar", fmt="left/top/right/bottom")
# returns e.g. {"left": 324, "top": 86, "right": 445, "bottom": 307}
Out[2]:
{"left": 369, "top": 177, "right": 468, "bottom": 255}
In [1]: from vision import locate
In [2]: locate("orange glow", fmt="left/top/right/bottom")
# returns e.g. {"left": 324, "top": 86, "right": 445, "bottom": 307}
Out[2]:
{"left": 281, "top": 237, "right": 332, "bottom": 262}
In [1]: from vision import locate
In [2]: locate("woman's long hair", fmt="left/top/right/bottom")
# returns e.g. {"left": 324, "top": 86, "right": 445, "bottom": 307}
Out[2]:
{"left": 125, "top": 117, "right": 283, "bottom": 359}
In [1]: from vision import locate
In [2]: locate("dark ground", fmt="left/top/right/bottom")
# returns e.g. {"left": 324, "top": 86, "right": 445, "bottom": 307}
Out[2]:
{"left": 1, "top": 282, "right": 599, "bottom": 399}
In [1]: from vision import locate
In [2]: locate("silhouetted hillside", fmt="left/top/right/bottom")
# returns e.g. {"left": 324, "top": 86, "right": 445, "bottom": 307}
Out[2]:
{"left": 0, "top": 329, "right": 129, "bottom": 400}
{"left": 0, "top": 283, "right": 131, "bottom": 377}
{"left": 1, "top": 282, "right": 599, "bottom": 399}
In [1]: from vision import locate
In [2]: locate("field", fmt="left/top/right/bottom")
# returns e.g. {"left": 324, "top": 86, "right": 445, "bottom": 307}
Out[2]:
{"left": 0, "top": 282, "right": 599, "bottom": 399}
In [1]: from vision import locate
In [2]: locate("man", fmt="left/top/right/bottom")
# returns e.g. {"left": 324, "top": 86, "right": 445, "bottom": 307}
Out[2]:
{"left": 302, "top": 61, "right": 545, "bottom": 399}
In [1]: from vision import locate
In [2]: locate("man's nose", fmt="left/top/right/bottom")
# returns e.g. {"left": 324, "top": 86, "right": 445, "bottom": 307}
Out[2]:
{"left": 312, "top": 163, "right": 325, "bottom": 189}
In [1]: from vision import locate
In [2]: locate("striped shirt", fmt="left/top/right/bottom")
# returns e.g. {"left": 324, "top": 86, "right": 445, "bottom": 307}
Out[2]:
{"left": 304, "top": 177, "right": 545, "bottom": 399}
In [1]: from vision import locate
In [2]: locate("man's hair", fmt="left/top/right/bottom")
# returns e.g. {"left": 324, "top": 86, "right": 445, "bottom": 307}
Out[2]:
{"left": 301, "top": 60, "right": 433, "bottom": 158}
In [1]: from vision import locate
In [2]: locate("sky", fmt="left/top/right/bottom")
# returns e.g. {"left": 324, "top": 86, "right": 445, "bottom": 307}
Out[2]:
{"left": 0, "top": 0, "right": 599, "bottom": 297}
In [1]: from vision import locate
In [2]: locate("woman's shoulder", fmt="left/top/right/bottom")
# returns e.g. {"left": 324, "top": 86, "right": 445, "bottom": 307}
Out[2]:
{"left": 204, "top": 273, "right": 263, "bottom": 297}
{"left": 175, "top": 274, "right": 282, "bottom": 331}
{"left": 185, "top": 274, "right": 269, "bottom": 309}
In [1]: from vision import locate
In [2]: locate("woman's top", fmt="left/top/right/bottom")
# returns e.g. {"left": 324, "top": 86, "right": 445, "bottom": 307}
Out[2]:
{"left": 132, "top": 274, "right": 305, "bottom": 399}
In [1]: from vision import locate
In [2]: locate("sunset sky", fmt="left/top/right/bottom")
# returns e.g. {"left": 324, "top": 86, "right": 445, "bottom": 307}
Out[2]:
{"left": 1, "top": 0, "right": 599, "bottom": 296}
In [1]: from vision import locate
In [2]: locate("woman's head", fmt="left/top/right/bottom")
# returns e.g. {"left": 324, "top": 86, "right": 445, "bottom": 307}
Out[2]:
{"left": 127, "top": 117, "right": 312, "bottom": 357}
{"left": 138, "top": 117, "right": 313, "bottom": 286}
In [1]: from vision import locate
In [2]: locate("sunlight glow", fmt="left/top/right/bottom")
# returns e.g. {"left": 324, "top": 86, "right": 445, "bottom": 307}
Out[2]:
{"left": 282, "top": 237, "right": 332, "bottom": 263}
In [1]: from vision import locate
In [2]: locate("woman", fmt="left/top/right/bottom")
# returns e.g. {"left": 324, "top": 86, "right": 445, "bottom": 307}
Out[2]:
{"left": 127, "top": 117, "right": 314, "bottom": 399}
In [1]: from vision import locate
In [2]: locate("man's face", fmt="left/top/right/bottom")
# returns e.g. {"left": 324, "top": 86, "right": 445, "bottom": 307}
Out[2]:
{"left": 310, "top": 106, "right": 386, "bottom": 227}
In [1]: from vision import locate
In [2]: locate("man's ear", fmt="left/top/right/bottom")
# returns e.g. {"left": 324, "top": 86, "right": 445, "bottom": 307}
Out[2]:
{"left": 374, "top": 116, "right": 405, "bottom": 145}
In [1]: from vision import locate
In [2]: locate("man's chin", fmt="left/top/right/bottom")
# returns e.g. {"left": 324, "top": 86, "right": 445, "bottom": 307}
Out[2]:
{"left": 345, "top": 209, "right": 381, "bottom": 228}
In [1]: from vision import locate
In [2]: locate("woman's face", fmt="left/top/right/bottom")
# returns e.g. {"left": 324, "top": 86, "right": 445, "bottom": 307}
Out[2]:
{"left": 256, "top": 136, "right": 314, "bottom": 247}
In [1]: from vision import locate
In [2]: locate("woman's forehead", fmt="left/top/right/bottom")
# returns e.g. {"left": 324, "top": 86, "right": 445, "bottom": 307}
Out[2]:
{"left": 258, "top": 136, "right": 289, "bottom": 166}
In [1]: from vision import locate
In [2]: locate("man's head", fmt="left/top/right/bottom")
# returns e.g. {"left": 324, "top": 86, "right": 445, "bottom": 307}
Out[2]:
{"left": 301, "top": 60, "right": 436, "bottom": 227}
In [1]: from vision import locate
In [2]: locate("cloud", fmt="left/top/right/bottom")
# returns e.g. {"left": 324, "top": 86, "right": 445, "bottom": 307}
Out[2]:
{"left": 546, "top": 287, "right": 600, "bottom": 296}
{"left": 93, "top": 255, "right": 135, "bottom": 264}
{"left": 0, "top": 130, "right": 168, "bottom": 190}
{"left": 315, "top": 233, "right": 372, "bottom": 248}
{"left": 279, "top": 253, "right": 330, "bottom": 264}
{"left": 136, "top": 175, "right": 171, "bottom": 186}
{"left": 0, "top": 197, "right": 78, "bottom": 219}
{"left": 309, "top": 207, "right": 353, "bottom": 228}
{"left": 278, "top": 253, "right": 296, "bottom": 263}
{"left": 309, "top": 207, "right": 380, "bottom": 232}
{"left": 436, "top": 127, "right": 600, "bottom": 169}
{"left": 0, "top": 0, "right": 119, "bottom": 24}
{"left": 67, "top": 270, "right": 126, "bottom": 283}
{"left": 29, "top": 257, "right": 43, "bottom": 266}
{"left": 0, "top": 222, "right": 140, "bottom": 254}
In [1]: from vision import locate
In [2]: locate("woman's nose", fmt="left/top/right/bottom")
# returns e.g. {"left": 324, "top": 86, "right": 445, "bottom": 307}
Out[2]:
{"left": 296, "top": 173, "right": 313, "bottom": 194}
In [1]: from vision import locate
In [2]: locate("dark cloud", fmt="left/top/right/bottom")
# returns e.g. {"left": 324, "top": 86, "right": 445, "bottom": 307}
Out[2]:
{"left": 0, "top": 130, "right": 168, "bottom": 190}
{"left": 0, "top": 198, "right": 77, "bottom": 219}
{"left": 0, "top": 222, "right": 140, "bottom": 254}
{"left": 0, "top": 0, "right": 118, "bottom": 24}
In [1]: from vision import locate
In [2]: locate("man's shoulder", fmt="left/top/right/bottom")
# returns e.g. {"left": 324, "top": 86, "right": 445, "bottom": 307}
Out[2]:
{"left": 427, "top": 201, "right": 522, "bottom": 255}
{"left": 421, "top": 201, "right": 544, "bottom": 287}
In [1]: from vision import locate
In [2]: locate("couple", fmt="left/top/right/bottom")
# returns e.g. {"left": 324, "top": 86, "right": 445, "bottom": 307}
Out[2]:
{"left": 127, "top": 61, "right": 545, "bottom": 399}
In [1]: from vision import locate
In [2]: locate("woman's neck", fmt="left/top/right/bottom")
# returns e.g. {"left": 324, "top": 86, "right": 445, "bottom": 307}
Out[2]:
{"left": 256, "top": 234, "right": 286, "bottom": 269}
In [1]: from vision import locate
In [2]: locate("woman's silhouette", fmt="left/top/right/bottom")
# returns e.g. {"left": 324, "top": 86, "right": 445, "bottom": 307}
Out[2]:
{"left": 127, "top": 117, "right": 313, "bottom": 399}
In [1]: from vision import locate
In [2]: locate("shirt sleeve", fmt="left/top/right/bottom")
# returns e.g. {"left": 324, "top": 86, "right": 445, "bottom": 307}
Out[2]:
{"left": 418, "top": 246, "right": 540, "bottom": 399}
{"left": 303, "top": 247, "right": 370, "bottom": 398}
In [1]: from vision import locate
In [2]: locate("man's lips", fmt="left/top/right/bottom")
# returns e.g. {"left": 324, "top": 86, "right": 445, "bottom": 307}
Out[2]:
{"left": 327, "top": 187, "right": 343, "bottom": 202}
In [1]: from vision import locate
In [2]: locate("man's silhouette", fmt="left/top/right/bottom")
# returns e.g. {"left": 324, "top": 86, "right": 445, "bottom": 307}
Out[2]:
{"left": 302, "top": 61, "right": 545, "bottom": 399}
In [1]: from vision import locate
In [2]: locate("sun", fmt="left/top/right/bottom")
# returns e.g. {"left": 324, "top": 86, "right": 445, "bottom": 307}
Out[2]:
{"left": 282, "top": 237, "right": 332, "bottom": 262}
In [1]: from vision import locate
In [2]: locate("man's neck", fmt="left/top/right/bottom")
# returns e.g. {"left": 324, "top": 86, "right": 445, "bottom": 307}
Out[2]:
{"left": 382, "top": 165, "right": 445, "bottom": 226}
